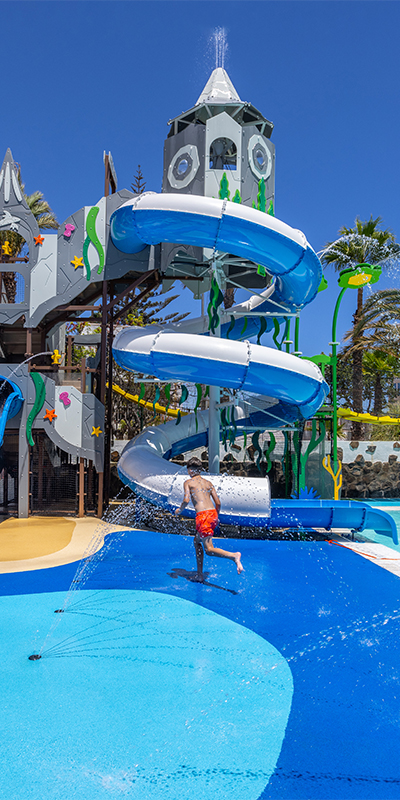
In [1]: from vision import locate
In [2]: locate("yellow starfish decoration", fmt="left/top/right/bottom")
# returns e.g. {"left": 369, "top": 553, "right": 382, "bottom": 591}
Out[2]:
{"left": 71, "top": 256, "right": 84, "bottom": 270}
{"left": 91, "top": 426, "right": 102, "bottom": 437}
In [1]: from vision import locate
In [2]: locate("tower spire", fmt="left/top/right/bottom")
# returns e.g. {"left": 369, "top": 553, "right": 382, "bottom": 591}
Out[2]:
{"left": 196, "top": 68, "right": 241, "bottom": 105}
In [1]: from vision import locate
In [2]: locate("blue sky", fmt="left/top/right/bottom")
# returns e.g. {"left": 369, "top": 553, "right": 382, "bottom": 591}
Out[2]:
{"left": 2, "top": 0, "right": 400, "bottom": 356}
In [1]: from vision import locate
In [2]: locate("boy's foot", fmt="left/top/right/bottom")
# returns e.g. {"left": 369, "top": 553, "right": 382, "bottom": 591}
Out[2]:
{"left": 234, "top": 553, "right": 243, "bottom": 574}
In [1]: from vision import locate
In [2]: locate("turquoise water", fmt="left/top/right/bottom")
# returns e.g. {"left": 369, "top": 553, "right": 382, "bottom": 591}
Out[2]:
{"left": 2, "top": 589, "right": 293, "bottom": 800}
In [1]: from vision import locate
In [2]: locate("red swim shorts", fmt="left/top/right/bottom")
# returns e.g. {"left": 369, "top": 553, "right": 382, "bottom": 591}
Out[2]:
{"left": 195, "top": 509, "right": 218, "bottom": 539}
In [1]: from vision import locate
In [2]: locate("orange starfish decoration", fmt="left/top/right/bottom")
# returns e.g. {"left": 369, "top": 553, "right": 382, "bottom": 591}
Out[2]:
{"left": 34, "top": 235, "right": 45, "bottom": 246}
{"left": 43, "top": 408, "right": 57, "bottom": 422}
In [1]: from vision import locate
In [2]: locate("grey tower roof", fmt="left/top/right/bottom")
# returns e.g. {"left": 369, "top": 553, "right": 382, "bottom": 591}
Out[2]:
{"left": 196, "top": 68, "right": 241, "bottom": 105}
{"left": 168, "top": 68, "right": 273, "bottom": 139}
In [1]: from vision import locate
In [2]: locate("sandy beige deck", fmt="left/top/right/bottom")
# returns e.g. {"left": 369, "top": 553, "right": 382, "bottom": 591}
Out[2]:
{"left": 0, "top": 516, "right": 129, "bottom": 574}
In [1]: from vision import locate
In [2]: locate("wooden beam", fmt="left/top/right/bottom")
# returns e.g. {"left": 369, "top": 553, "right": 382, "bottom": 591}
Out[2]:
{"left": 112, "top": 276, "right": 161, "bottom": 323}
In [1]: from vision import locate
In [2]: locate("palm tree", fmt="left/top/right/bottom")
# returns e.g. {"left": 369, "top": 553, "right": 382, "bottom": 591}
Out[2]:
{"left": 0, "top": 166, "right": 58, "bottom": 302}
{"left": 362, "top": 351, "right": 398, "bottom": 416}
{"left": 321, "top": 216, "right": 399, "bottom": 438}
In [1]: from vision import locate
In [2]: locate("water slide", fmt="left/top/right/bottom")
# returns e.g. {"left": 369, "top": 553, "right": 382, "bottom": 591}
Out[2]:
{"left": 111, "top": 194, "right": 397, "bottom": 542}
{"left": 0, "top": 377, "right": 24, "bottom": 448}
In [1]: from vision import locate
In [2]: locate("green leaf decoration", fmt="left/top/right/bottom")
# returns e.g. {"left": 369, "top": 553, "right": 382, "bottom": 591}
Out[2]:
{"left": 218, "top": 172, "right": 230, "bottom": 200}
{"left": 164, "top": 383, "right": 171, "bottom": 412}
{"left": 175, "top": 410, "right": 181, "bottom": 426}
{"left": 243, "top": 431, "right": 247, "bottom": 449}
{"left": 257, "top": 178, "right": 266, "bottom": 213}
{"left": 318, "top": 275, "right": 328, "bottom": 293}
{"left": 240, "top": 316, "right": 248, "bottom": 338}
{"left": 204, "top": 386, "right": 210, "bottom": 398}
{"left": 153, "top": 386, "right": 161, "bottom": 414}
{"left": 252, "top": 430, "right": 263, "bottom": 472}
{"left": 194, "top": 383, "right": 203, "bottom": 411}
{"left": 263, "top": 433, "right": 276, "bottom": 473}
{"left": 179, "top": 385, "right": 189, "bottom": 406}
{"left": 233, "top": 190, "right": 242, "bottom": 203}
{"left": 272, "top": 318, "right": 282, "bottom": 350}
{"left": 257, "top": 316, "right": 268, "bottom": 345}
{"left": 26, "top": 372, "right": 46, "bottom": 447}
{"left": 207, "top": 276, "right": 224, "bottom": 334}
{"left": 226, "top": 314, "right": 236, "bottom": 340}
{"left": 267, "top": 200, "right": 274, "bottom": 216}
{"left": 338, "top": 263, "right": 381, "bottom": 290}
{"left": 257, "top": 264, "right": 266, "bottom": 277}
{"left": 139, "top": 382, "right": 145, "bottom": 402}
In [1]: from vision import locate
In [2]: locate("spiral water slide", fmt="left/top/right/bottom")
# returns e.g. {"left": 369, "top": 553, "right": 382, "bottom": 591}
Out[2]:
{"left": 110, "top": 194, "right": 397, "bottom": 541}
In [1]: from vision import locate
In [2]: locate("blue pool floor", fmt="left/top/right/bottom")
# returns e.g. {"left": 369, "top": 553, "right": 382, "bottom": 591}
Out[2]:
{"left": 1, "top": 529, "right": 400, "bottom": 799}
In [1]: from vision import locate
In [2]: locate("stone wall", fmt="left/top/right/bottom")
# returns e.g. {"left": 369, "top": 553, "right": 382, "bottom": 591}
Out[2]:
{"left": 341, "top": 454, "right": 400, "bottom": 499}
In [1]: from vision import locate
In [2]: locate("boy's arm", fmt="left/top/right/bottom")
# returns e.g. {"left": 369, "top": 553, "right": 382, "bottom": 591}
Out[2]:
{"left": 210, "top": 485, "right": 221, "bottom": 513}
{"left": 174, "top": 480, "right": 191, "bottom": 515}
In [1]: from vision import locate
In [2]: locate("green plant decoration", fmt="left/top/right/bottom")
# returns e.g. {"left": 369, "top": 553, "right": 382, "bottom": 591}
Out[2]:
{"left": 218, "top": 172, "right": 230, "bottom": 200}
{"left": 257, "top": 178, "right": 266, "bottom": 213}
{"left": 252, "top": 430, "right": 263, "bottom": 471}
{"left": 257, "top": 317, "right": 268, "bottom": 345}
{"left": 226, "top": 314, "right": 236, "bottom": 339}
{"left": 26, "top": 372, "right": 46, "bottom": 446}
{"left": 267, "top": 200, "right": 274, "bottom": 216}
{"left": 233, "top": 190, "right": 241, "bottom": 203}
{"left": 292, "top": 419, "right": 326, "bottom": 492}
{"left": 338, "top": 263, "right": 381, "bottom": 290}
{"left": 164, "top": 383, "right": 171, "bottom": 413}
{"left": 175, "top": 384, "right": 189, "bottom": 426}
{"left": 240, "top": 316, "right": 249, "bottom": 338}
{"left": 82, "top": 206, "right": 105, "bottom": 281}
{"left": 263, "top": 433, "right": 276, "bottom": 473}
{"left": 152, "top": 386, "right": 161, "bottom": 415}
{"left": 139, "top": 383, "right": 145, "bottom": 402}
{"left": 207, "top": 276, "right": 224, "bottom": 334}
{"left": 257, "top": 264, "right": 267, "bottom": 277}
{"left": 318, "top": 275, "right": 328, "bottom": 293}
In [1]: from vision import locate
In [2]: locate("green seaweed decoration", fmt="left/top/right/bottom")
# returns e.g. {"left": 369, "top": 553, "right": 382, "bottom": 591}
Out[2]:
{"left": 257, "top": 317, "right": 268, "bottom": 345}
{"left": 233, "top": 190, "right": 241, "bottom": 203}
{"left": 272, "top": 318, "right": 287, "bottom": 351}
{"left": 164, "top": 383, "right": 171, "bottom": 414}
{"left": 82, "top": 206, "right": 105, "bottom": 282}
{"left": 292, "top": 419, "right": 326, "bottom": 492}
{"left": 226, "top": 315, "right": 236, "bottom": 340}
{"left": 152, "top": 386, "right": 161, "bottom": 415}
{"left": 267, "top": 200, "right": 274, "bottom": 216}
{"left": 26, "top": 372, "right": 46, "bottom": 446}
{"left": 175, "top": 384, "right": 189, "bottom": 426}
{"left": 263, "top": 433, "right": 276, "bottom": 473}
{"left": 139, "top": 383, "right": 146, "bottom": 402}
{"left": 252, "top": 430, "right": 263, "bottom": 472}
{"left": 218, "top": 172, "right": 230, "bottom": 200}
{"left": 257, "top": 178, "right": 266, "bottom": 213}
{"left": 207, "top": 276, "right": 224, "bottom": 334}
{"left": 194, "top": 383, "right": 203, "bottom": 433}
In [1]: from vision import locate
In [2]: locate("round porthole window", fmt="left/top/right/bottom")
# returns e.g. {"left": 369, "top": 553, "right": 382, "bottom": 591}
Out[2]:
{"left": 168, "top": 145, "right": 200, "bottom": 189}
{"left": 247, "top": 135, "right": 272, "bottom": 181}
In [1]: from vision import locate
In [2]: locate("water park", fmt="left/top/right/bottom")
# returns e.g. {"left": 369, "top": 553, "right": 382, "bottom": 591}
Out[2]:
{"left": 1, "top": 37, "right": 400, "bottom": 800}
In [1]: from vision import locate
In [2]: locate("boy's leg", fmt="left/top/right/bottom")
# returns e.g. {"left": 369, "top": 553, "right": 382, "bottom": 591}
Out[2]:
{"left": 193, "top": 538, "right": 204, "bottom": 581}
{"left": 203, "top": 538, "right": 243, "bottom": 574}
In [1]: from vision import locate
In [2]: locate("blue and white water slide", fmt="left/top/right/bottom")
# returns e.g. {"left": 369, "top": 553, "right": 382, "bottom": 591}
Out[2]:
{"left": 111, "top": 193, "right": 397, "bottom": 542}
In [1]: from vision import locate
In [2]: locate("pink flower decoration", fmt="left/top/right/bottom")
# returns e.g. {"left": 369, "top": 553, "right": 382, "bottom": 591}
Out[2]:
{"left": 59, "top": 392, "right": 71, "bottom": 408}
{"left": 64, "top": 224, "right": 75, "bottom": 238}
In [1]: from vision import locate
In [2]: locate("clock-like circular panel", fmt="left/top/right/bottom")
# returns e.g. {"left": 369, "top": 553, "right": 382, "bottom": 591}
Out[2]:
{"left": 247, "top": 134, "right": 272, "bottom": 182}
{"left": 168, "top": 145, "right": 200, "bottom": 189}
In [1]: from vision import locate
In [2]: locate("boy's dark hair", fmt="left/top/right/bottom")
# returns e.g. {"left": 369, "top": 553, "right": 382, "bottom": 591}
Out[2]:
{"left": 186, "top": 457, "right": 203, "bottom": 474}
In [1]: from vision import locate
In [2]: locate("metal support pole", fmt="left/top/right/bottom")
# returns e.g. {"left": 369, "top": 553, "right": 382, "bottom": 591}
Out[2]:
{"left": 78, "top": 458, "right": 85, "bottom": 518}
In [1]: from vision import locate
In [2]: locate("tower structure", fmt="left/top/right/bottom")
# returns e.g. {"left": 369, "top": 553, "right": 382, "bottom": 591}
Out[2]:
{"left": 161, "top": 68, "right": 275, "bottom": 290}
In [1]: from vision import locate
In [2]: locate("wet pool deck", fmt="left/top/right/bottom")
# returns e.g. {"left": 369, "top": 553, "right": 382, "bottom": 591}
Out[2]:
{"left": 1, "top": 517, "right": 400, "bottom": 799}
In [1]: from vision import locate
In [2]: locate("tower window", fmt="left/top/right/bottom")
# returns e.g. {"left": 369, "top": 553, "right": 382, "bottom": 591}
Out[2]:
{"left": 209, "top": 138, "right": 237, "bottom": 170}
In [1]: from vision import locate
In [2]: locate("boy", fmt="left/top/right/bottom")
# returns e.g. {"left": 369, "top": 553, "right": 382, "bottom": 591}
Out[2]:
{"left": 175, "top": 457, "right": 243, "bottom": 582}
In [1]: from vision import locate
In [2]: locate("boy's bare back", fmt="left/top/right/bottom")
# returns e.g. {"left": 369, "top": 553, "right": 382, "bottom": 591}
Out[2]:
{"left": 184, "top": 474, "right": 220, "bottom": 513}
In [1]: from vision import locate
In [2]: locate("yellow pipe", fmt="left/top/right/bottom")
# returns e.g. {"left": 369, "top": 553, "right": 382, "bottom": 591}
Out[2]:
{"left": 110, "top": 383, "right": 188, "bottom": 418}
{"left": 337, "top": 408, "right": 400, "bottom": 425}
